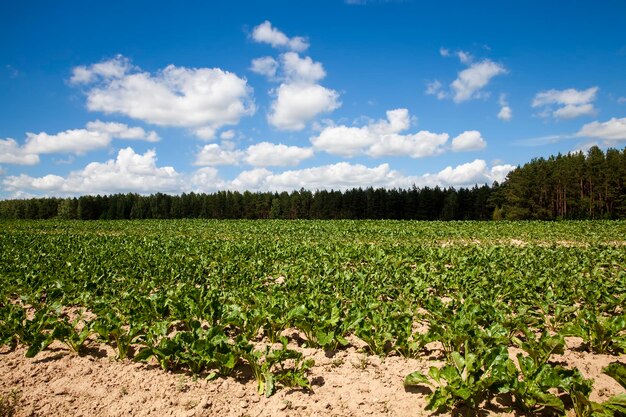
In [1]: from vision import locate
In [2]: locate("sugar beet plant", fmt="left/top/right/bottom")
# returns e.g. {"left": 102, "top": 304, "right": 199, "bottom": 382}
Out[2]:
{"left": 1, "top": 219, "right": 625, "bottom": 407}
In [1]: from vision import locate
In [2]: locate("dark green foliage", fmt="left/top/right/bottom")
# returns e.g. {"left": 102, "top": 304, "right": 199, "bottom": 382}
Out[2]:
{"left": 503, "top": 146, "right": 626, "bottom": 219}
{"left": 1, "top": 220, "right": 625, "bottom": 406}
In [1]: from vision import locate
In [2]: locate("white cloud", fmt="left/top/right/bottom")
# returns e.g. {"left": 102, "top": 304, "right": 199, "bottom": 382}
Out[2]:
{"left": 23, "top": 130, "right": 111, "bottom": 155}
{"left": 85, "top": 120, "right": 160, "bottom": 142}
{"left": 0, "top": 121, "right": 158, "bottom": 165}
{"left": 422, "top": 159, "right": 514, "bottom": 187}
{"left": 268, "top": 82, "right": 340, "bottom": 130}
{"left": 244, "top": 142, "right": 314, "bottom": 167}
{"left": 281, "top": 52, "right": 325, "bottom": 83}
{"left": 190, "top": 167, "right": 224, "bottom": 193}
{"left": 250, "top": 56, "right": 279, "bottom": 78}
{"left": 251, "top": 21, "right": 309, "bottom": 52}
{"left": 311, "top": 108, "right": 451, "bottom": 158}
{"left": 194, "top": 141, "right": 314, "bottom": 168}
{"left": 451, "top": 130, "right": 487, "bottom": 151}
{"left": 3, "top": 147, "right": 182, "bottom": 195}
{"left": 264, "top": 52, "right": 340, "bottom": 131}
{"left": 456, "top": 50, "right": 473, "bottom": 64}
{"left": 440, "top": 48, "right": 472, "bottom": 64}
{"left": 231, "top": 168, "right": 273, "bottom": 190}
{"left": 220, "top": 130, "right": 236, "bottom": 140}
{"left": 425, "top": 80, "right": 447, "bottom": 100}
{"left": 252, "top": 30, "right": 339, "bottom": 132}
{"left": 73, "top": 56, "right": 254, "bottom": 138}
{"left": 497, "top": 94, "right": 512, "bottom": 121}
{"left": 228, "top": 159, "right": 514, "bottom": 192}
{"left": 489, "top": 164, "right": 517, "bottom": 183}
{"left": 577, "top": 117, "right": 626, "bottom": 144}
{"left": 367, "top": 131, "right": 449, "bottom": 158}
{"left": 553, "top": 103, "right": 596, "bottom": 119}
{"left": 532, "top": 87, "right": 598, "bottom": 119}
{"left": 618, "top": 97, "right": 626, "bottom": 104}
{"left": 232, "top": 162, "right": 403, "bottom": 191}
{"left": 194, "top": 144, "right": 243, "bottom": 166}
{"left": 311, "top": 125, "right": 374, "bottom": 157}
{"left": 0, "top": 138, "right": 40, "bottom": 165}
{"left": 70, "top": 54, "right": 132, "bottom": 84}
{"left": 193, "top": 126, "right": 217, "bottom": 141}
{"left": 498, "top": 106, "right": 512, "bottom": 121}
{"left": 451, "top": 60, "right": 507, "bottom": 103}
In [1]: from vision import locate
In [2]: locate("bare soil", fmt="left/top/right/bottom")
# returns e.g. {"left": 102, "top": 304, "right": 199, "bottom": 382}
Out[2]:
{"left": 1, "top": 335, "right": 623, "bottom": 417}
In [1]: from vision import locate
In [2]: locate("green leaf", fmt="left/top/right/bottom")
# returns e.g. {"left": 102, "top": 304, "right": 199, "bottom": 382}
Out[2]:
{"left": 602, "top": 393, "right": 626, "bottom": 414}
{"left": 603, "top": 362, "right": 626, "bottom": 390}
{"left": 451, "top": 351, "right": 465, "bottom": 372}
{"left": 264, "top": 372, "right": 275, "bottom": 398}
{"left": 404, "top": 371, "right": 431, "bottom": 387}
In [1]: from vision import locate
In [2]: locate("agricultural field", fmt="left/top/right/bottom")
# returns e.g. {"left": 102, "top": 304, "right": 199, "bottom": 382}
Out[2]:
{"left": 1, "top": 220, "right": 625, "bottom": 417}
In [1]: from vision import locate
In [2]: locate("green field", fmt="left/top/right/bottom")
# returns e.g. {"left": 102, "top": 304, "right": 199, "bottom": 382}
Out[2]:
{"left": 1, "top": 220, "right": 625, "bottom": 414}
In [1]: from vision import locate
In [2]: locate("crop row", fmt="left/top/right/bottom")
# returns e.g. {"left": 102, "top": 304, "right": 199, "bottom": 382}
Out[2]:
{"left": 1, "top": 220, "right": 625, "bottom": 413}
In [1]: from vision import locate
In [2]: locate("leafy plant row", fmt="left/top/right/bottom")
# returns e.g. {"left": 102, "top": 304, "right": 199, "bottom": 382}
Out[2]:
{"left": 1, "top": 219, "right": 625, "bottom": 409}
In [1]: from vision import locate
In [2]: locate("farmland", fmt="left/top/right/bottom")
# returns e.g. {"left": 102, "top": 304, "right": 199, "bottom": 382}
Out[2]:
{"left": 1, "top": 220, "right": 625, "bottom": 416}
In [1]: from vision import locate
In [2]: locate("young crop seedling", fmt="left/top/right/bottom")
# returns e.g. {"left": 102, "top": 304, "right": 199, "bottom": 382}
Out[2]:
{"left": 564, "top": 310, "right": 626, "bottom": 354}
{"left": 242, "top": 337, "right": 314, "bottom": 398}
{"left": 404, "top": 342, "right": 515, "bottom": 413}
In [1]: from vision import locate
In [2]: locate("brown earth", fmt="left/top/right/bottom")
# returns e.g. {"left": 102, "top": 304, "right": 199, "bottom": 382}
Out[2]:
{"left": 1, "top": 335, "right": 624, "bottom": 417}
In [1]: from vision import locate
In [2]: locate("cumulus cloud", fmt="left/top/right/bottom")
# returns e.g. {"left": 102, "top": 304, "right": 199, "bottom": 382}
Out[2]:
{"left": 429, "top": 48, "right": 507, "bottom": 103}
{"left": 421, "top": 159, "right": 501, "bottom": 187}
{"left": 244, "top": 142, "right": 314, "bottom": 167}
{"left": 190, "top": 167, "right": 225, "bottom": 193}
{"left": 440, "top": 48, "right": 473, "bottom": 64}
{"left": 231, "top": 162, "right": 402, "bottom": 191}
{"left": 4, "top": 152, "right": 513, "bottom": 196}
{"left": 0, "top": 121, "right": 159, "bottom": 164}
{"left": 194, "top": 141, "right": 314, "bottom": 168}
{"left": 3, "top": 147, "right": 181, "bottom": 195}
{"left": 497, "top": 94, "right": 512, "bottom": 121}
{"left": 86, "top": 120, "right": 160, "bottom": 142}
{"left": 456, "top": 50, "right": 473, "bottom": 64}
{"left": 194, "top": 144, "right": 243, "bottom": 166}
{"left": 228, "top": 159, "right": 513, "bottom": 192}
{"left": 250, "top": 56, "right": 279, "bottom": 78}
{"left": 251, "top": 21, "right": 309, "bottom": 52}
{"left": 70, "top": 54, "right": 133, "bottom": 84}
{"left": 268, "top": 82, "right": 340, "bottom": 130}
{"left": 577, "top": 117, "right": 626, "bottom": 144}
{"left": 220, "top": 130, "right": 236, "bottom": 140}
{"left": 23, "top": 130, "right": 111, "bottom": 155}
{"left": 367, "top": 131, "right": 449, "bottom": 158}
{"left": 423, "top": 159, "right": 511, "bottom": 187}
{"left": 281, "top": 52, "right": 325, "bottom": 83}
{"left": 0, "top": 138, "right": 40, "bottom": 165}
{"left": 532, "top": 87, "right": 598, "bottom": 119}
{"left": 451, "top": 60, "right": 507, "bottom": 103}
{"left": 71, "top": 55, "right": 254, "bottom": 138}
{"left": 311, "top": 108, "right": 472, "bottom": 158}
{"left": 425, "top": 80, "right": 447, "bottom": 100}
{"left": 251, "top": 26, "right": 340, "bottom": 131}
{"left": 451, "top": 130, "right": 487, "bottom": 151}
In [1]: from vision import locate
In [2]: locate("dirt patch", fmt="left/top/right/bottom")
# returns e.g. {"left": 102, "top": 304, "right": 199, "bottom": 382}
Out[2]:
{"left": 1, "top": 338, "right": 624, "bottom": 417}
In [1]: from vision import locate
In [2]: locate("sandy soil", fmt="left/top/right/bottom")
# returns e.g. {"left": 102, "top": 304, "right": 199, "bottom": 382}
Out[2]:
{"left": 1, "top": 335, "right": 624, "bottom": 417}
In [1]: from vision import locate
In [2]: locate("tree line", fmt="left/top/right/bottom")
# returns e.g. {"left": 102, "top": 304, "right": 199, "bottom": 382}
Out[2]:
{"left": 1, "top": 146, "right": 624, "bottom": 220}
{"left": 502, "top": 146, "right": 626, "bottom": 220}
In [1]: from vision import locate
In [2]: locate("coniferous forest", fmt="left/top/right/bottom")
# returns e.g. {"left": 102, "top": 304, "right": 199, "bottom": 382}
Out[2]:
{"left": 1, "top": 146, "right": 625, "bottom": 221}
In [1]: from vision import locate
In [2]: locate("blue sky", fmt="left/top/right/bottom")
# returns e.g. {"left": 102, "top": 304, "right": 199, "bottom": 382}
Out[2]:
{"left": 1, "top": 0, "right": 625, "bottom": 197}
